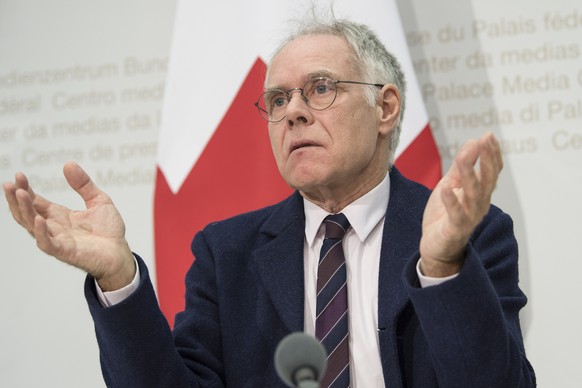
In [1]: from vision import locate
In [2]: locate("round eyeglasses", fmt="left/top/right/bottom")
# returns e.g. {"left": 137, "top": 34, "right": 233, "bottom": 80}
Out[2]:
{"left": 254, "top": 77, "right": 384, "bottom": 122}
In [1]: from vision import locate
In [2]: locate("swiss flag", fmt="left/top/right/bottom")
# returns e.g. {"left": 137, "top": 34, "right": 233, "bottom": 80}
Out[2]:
{"left": 155, "top": 0, "right": 441, "bottom": 326}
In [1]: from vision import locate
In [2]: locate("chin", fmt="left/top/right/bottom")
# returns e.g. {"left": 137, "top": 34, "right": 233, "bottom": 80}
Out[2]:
{"left": 285, "top": 175, "right": 326, "bottom": 194}
{"left": 281, "top": 158, "right": 335, "bottom": 189}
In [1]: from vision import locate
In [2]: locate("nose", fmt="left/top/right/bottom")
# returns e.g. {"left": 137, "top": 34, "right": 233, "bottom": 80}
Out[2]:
{"left": 285, "top": 89, "right": 311, "bottom": 127}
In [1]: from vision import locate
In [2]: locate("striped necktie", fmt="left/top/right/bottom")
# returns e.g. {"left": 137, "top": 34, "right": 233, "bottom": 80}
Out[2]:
{"left": 316, "top": 213, "right": 351, "bottom": 387}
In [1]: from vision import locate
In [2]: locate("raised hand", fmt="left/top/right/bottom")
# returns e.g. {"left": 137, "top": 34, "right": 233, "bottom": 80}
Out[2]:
{"left": 3, "top": 161, "right": 135, "bottom": 291}
{"left": 420, "top": 132, "right": 503, "bottom": 277}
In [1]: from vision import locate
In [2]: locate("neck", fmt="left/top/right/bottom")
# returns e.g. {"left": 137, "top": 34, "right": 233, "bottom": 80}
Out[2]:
{"left": 300, "top": 169, "right": 388, "bottom": 213}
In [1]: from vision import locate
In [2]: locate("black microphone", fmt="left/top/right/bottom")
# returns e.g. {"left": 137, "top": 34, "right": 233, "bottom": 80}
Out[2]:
{"left": 274, "top": 332, "right": 327, "bottom": 388}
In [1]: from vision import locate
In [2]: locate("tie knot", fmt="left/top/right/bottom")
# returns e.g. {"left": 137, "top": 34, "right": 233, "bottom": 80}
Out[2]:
{"left": 323, "top": 213, "right": 351, "bottom": 239}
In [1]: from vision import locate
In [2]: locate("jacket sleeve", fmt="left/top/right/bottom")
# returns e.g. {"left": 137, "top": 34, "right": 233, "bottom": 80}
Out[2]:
{"left": 403, "top": 208, "right": 536, "bottom": 387}
{"left": 85, "top": 251, "right": 225, "bottom": 388}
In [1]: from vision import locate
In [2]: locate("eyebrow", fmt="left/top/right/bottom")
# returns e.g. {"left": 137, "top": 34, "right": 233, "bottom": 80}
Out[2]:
{"left": 267, "top": 70, "right": 340, "bottom": 91}
{"left": 305, "top": 70, "right": 338, "bottom": 80}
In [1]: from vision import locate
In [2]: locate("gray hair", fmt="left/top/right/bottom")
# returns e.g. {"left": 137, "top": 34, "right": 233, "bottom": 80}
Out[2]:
{"left": 267, "top": 11, "right": 407, "bottom": 164}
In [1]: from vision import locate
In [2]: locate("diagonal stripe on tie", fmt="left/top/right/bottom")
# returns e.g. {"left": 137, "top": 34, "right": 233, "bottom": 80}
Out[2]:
{"left": 316, "top": 213, "right": 351, "bottom": 388}
{"left": 322, "top": 333, "right": 350, "bottom": 387}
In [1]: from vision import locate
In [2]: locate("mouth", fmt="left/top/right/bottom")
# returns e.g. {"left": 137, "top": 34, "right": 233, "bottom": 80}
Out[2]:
{"left": 290, "top": 140, "right": 319, "bottom": 153}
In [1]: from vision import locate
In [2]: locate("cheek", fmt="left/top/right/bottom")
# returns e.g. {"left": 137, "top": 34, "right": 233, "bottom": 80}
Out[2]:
{"left": 268, "top": 127, "right": 285, "bottom": 165}
{"left": 335, "top": 114, "right": 378, "bottom": 150}
{"left": 336, "top": 126, "right": 380, "bottom": 168}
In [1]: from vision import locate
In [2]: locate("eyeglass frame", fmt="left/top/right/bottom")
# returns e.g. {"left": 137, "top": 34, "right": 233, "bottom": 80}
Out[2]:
{"left": 254, "top": 77, "right": 385, "bottom": 123}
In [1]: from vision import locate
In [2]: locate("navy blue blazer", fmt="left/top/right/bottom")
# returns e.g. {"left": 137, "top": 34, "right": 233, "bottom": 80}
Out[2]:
{"left": 86, "top": 168, "right": 535, "bottom": 387}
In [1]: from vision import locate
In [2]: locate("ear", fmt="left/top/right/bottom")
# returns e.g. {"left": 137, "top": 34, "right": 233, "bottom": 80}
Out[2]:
{"left": 377, "top": 84, "right": 401, "bottom": 136}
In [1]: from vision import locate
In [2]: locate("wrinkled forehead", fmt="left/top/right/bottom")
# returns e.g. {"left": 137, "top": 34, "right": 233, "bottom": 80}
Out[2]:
{"left": 265, "top": 34, "right": 359, "bottom": 88}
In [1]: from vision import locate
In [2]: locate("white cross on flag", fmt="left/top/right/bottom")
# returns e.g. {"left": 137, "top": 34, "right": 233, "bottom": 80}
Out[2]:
{"left": 155, "top": 0, "right": 441, "bottom": 326}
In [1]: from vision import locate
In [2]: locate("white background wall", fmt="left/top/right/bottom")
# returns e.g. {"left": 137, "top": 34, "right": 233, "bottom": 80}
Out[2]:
{"left": 1, "top": 0, "right": 580, "bottom": 386}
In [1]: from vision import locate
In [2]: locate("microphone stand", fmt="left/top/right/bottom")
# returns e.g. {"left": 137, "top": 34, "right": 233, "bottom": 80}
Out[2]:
{"left": 294, "top": 367, "right": 320, "bottom": 388}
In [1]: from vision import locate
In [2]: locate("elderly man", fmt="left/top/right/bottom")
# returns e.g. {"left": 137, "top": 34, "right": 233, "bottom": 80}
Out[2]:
{"left": 4, "top": 14, "right": 535, "bottom": 388}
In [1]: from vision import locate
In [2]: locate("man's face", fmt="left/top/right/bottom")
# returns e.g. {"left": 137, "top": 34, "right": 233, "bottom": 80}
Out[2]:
{"left": 266, "top": 34, "right": 392, "bottom": 202}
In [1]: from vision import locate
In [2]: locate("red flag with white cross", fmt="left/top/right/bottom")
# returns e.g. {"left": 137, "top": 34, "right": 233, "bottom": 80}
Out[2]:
{"left": 155, "top": 0, "right": 441, "bottom": 326}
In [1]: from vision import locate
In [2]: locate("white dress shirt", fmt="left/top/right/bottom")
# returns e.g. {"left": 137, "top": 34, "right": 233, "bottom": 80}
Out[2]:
{"left": 302, "top": 173, "right": 389, "bottom": 388}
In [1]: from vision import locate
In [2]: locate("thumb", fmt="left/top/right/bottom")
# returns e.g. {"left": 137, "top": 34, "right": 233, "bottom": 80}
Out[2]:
{"left": 63, "top": 161, "right": 109, "bottom": 208}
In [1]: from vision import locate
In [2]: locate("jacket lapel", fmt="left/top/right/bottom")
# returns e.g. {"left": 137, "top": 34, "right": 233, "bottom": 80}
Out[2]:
{"left": 252, "top": 192, "right": 306, "bottom": 333}
{"left": 377, "top": 168, "right": 430, "bottom": 386}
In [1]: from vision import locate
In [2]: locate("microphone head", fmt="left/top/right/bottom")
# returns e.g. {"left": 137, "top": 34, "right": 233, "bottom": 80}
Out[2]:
{"left": 274, "top": 332, "right": 327, "bottom": 387}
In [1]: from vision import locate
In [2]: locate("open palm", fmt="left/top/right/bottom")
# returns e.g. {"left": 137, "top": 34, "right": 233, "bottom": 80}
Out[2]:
{"left": 4, "top": 162, "right": 135, "bottom": 291}
{"left": 420, "top": 133, "right": 503, "bottom": 277}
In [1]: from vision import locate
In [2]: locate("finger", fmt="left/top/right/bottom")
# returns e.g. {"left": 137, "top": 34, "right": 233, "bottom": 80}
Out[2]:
{"left": 455, "top": 140, "right": 482, "bottom": 208}
{"left": 11, "top": 172, "right": 52, "bottom": 211}
{"left": 478, "top": 133, "right": 503, "bottom": 195}
{"left": 4, "top": 171, "right": 40, "bottom": 219}
{"left": 3, "top": 181, "right": 23, "bottom": 224}
{"left": 30, "top": 193, "right": 53, "bottom": 218}
{"left": 4, "top": 171, "right": 30, "bottom": 202}
{"left": 15, "top": 188, "right": 38, "bottom": 233}
{"left": 13, "top": 175, "right": 55, "bottom": 219}
{"left": 441, "top": 184, "right": 469, "bottom": 234}
{"left": 441, "top": 157, "right": 459, "bottom": 184}
{"left": 34, "top": 215, "right": 61, "bottom": 258}
{"left": 445, "top": 138, "right": 480, "bottom": 188}
{"left": 63, "top": 161, "right": 110, "bottom": 208}
{"left": 492, "top": 134, "right": 504, "bottom": 170}
{"left": 457, "top": 138, "right": 480, "bottom": 170}
{"left": 12, "top": 171, "right": 29, "bottom": 191}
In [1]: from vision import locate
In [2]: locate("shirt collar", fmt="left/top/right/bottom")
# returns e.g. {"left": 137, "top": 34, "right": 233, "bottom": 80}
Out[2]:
{"left": 304, "top": 173, "right": 391, "bottom": 247}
